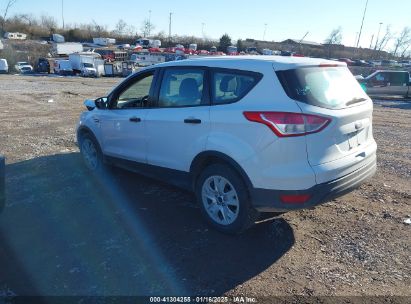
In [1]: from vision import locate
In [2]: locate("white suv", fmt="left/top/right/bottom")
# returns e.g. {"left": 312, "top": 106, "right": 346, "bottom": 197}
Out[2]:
{"left": 77, "top": 56, "right": 377, "bottom": 234}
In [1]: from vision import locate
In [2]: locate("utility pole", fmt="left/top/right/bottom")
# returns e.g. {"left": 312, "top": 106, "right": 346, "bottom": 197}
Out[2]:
{"left": 169, "top": 12, "right": 173, "bottom": 43}
{"left": 61, "top": 0, "right": 65, "bottom": 30}
{"left": 374, "top": 22, "right": 383, "bottom": 50}
{"left": 369, "top": 34, "right": 374, "bottom": 49}
{"left": 148, "top": 10, "right": 152, "bottom": 37}
{"left": 201, "top": 22, "right": 205, "bottom": 37}
{"left": 356, "top": 0, "right": 369, "bottom": 48}
{"left": 263, "top": 23, "right": 267, "bottom": 41}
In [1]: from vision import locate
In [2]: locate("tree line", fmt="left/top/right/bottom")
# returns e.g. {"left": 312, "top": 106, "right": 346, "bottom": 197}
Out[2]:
{"left": 0, "top": 0, "right": 409, "bottom": 59}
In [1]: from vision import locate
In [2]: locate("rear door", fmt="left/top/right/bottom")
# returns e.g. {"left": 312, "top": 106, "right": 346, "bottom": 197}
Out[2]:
{"left": 276, "top": 66, "right": 377, "bottom": 182}
{"left": 145, "top": 66, "right": 211, "bottom": 172}
{"left": 386, "top": 72, "right": 409, "bottom": 96}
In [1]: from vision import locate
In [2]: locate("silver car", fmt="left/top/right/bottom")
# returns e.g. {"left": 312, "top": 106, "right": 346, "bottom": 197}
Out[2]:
{"left": 359, "top": 70, "right": 410, "bottom": 98}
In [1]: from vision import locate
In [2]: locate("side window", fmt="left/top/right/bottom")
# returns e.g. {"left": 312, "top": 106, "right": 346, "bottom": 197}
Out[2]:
{"left": 158, "top": 69, "right": 204, "bottom": 107}
{"left": 113, "top": 73, "right": 154, "bottom": 109}
{"left": 375, "top": 73, "right": 386, "bottom": 82}
{"left": 212, "top": 71, "right": 260, "bottom": 104}
{"left": 389, "top": 73, "right": 407, "bottom": 86}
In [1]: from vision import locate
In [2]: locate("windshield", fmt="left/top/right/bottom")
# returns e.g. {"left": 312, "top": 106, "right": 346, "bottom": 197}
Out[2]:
{"left": 83, "top": 63, "right": 93, "bottom": 68}
{"left": 276, "top": 66, "right": 368, "bottom": 109}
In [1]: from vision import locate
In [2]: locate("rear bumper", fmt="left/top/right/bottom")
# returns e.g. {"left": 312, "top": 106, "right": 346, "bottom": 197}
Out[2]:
{"left": 250, "top": 157, "right": 376, "bottom": 212}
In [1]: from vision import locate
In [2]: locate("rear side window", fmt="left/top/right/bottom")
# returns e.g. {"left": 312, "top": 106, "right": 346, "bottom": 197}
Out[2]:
{"left": 211, "top": 70, "right": 261, "bottom": 104}
{"left": 389, "top": 72, "right": 409, "bottom": 86}
{"left": 277, "top": 67, "right": 368, "bottom": 109}
{"left": 159, "top": 69, "right": 204, "bottom": 107}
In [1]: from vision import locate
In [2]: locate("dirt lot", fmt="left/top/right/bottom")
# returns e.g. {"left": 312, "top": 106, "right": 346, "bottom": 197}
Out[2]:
{"left": 0, "top": 75, "right": 410, "bottom": 299}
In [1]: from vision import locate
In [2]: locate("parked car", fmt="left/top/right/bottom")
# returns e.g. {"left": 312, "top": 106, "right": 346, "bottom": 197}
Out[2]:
{"left": 357, "top": 70, "right": 410, "bottom": 97}
{"left": 398, "top": 60, "right": 411, "bottom": 67}
{"left": 352, "top": 59, "right": 372, "bottom": 67}
{"left": 77, "top": 56, "right": 377, "bottom": 234}
{"left": 15, "top": 61, "right": 33, "bottom": 73}
{"left": 338, "top": 58, "right": 355, "bottom": 66}
{"left": 380, "top": 60, "right": 401, "bottom": 67}
{"left": 0, "top": 58, "right": 8, "bottom": 73}
{"left": 36, "top": 58, "right": 50, "bottom": 73}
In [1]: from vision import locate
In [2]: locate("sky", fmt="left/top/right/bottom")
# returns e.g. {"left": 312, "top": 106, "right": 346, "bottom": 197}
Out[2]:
{"left": 3, "top": 0, "right": 410, "bottom": 50}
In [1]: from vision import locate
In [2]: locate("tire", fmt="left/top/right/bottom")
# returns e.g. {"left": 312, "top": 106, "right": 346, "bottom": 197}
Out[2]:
{"left": 78, "top": 132, "right": 104, "bottom": 173}
{"left": 195, "top": 163, "right": 259, "bottom": 234}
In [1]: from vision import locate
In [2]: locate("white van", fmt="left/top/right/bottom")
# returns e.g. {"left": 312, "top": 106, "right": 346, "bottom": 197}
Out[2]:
{"left": 0, "top": 59, "right": 8, "bottom": 73}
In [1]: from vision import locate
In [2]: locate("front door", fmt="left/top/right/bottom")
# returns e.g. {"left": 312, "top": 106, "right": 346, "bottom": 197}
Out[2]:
{"left": 99, "top": 70, "right": 156, "bottom": 163}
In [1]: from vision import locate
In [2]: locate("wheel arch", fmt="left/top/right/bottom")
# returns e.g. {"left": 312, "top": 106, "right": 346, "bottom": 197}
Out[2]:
{"left": 190, "top": 151, "right": 253, "bottom": 191}
{"left": 77, "top": 126, "right": 102, "bottom": 150}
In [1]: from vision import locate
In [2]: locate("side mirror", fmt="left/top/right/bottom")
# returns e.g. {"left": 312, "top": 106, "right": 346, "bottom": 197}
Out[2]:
{"left": 95, "top": 97, "right": 108, "bottom": 109}
{"left": 84, "top": 99, "right": 96, "bottom": 111}
{"left": 84, "top": 97, "right": 107, "bottom": 111}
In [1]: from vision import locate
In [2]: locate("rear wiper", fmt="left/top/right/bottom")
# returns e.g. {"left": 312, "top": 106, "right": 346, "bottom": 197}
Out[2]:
{"left": 346, "top": 97, "right": 367, "bottom": 106}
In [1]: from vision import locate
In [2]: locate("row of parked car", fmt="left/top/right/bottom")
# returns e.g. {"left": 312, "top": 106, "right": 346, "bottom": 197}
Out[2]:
{"left": 337, "top": 58, "right": 411, "bottom": 67}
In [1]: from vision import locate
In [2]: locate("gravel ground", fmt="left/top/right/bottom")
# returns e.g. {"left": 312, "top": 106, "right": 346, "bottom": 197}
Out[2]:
{"left": 0, "top": 75, "right": 410, "bottom": 299}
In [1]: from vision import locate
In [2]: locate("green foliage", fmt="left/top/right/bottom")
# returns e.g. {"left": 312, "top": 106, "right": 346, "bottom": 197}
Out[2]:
{"left": 219, "top": 34, "right": 231, "bottom": 52}
{"left": 237, "top": 39, "right": 244, "bottom": 52}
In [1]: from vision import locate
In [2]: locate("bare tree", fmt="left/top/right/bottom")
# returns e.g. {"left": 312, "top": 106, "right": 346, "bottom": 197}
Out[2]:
{"left": 125, "top": 24, "right": 137, "bottom": 38}
{"left": 1, "top": 0, "right": 18, "bottom": 34}
{"left": 113, "top": 19, "right": 127, "bottom": 36}
{"left": 91, "top": 19, "right": 107, "bottom": 37}
{"left": 140, "top": 19, "right": 155, "bottom": 38}
{"left": 376, "top": 25, "right": 393, "bottom": 52}
{"left": 325, "top": 27, "right": 343, "bottom": 45}
{"left": 392, "top": 27, "right": 411, "bottom": 57}
{"left": 41, "top": 14, "right": 58, "bottom": 34}
{"left": 324, "top": 27, "right": 342, "bottom": 58}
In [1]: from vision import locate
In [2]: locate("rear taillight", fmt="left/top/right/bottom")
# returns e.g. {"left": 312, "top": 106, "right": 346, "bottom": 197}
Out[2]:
{"left": 243, "top": 111, "right": 331, "bottom": 137}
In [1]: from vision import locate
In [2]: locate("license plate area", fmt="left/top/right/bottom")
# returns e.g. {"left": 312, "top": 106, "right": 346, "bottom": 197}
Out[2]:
{"left": 347, "top": 127, "right": 369, "bottom": 150}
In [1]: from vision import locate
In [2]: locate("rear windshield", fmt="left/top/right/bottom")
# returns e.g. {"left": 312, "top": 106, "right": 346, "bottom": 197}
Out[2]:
{"left": 277, "top": 66, "right": 368, "bottom": 109}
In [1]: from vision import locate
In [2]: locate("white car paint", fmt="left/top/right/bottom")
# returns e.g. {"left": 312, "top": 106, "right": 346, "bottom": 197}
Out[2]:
{"left": 77, "top": 55, "right": 377, "bottom": 207}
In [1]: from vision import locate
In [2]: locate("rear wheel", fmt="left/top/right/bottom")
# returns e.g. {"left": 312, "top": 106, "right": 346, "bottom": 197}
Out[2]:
{"left": 195, "top": 163, "right": 258, "bottom": 234}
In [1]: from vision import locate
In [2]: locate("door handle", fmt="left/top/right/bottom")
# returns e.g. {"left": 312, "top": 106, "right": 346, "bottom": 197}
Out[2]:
{"left": 129, "top": 117, "right": 141, "bottom": 123}
{"left": 184, "top": 118, "right": 202, "bottom": 124}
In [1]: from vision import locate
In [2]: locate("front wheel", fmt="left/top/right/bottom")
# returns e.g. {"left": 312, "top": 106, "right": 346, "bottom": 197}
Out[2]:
{"left": 79, "top": 133, "right": 103, "bottom": 172}
{"left": 195, "top": 164, "right": 258, "bottom": 234}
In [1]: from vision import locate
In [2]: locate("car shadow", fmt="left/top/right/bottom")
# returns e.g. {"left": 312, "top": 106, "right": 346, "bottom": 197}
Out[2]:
{"left": 0, "top": 153, "right": 294, "bottom": 296}
{"left": 372, "top": 98, "right": 411, "bottom": 110}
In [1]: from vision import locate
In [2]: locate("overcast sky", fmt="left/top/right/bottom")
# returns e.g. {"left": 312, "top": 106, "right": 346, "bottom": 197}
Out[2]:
{"left": 4, "top": 0, "right": 410, "bottom": 49}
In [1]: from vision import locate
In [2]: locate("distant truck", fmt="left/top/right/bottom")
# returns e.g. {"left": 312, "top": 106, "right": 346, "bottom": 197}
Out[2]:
{"left": 94, "top": 49, "right": 128, "bottom": 62}
{"left": 69, "top": 52, "right": 104, "bottom": 76}
{"left": 0, "top": 59, "right": 8, "bottom": 73}
{"left": 357, "top": 70, "right": 410, "bottom": 98}
{"left": 135, "top": 38, "right": 161, "bottom": 49}
{"left": 93, "top": 38, "right": 116, "bottom": 46}
{"left": 51, "top": 33, "right": 65, "bottom": 43}
{"left": 53, "top": 59, "right": 74, "bottom": 76}
{"left": 3, "top": 32, "right": 27, "bottom": 40}
{"left": 52, "top": 43, "right": 83, "bottom": 56}
{"left": 227, "top": 45, "right": 238, "bottom": 55}
{"left": 36, "top": 58, "right": 50, "bottom": 73}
